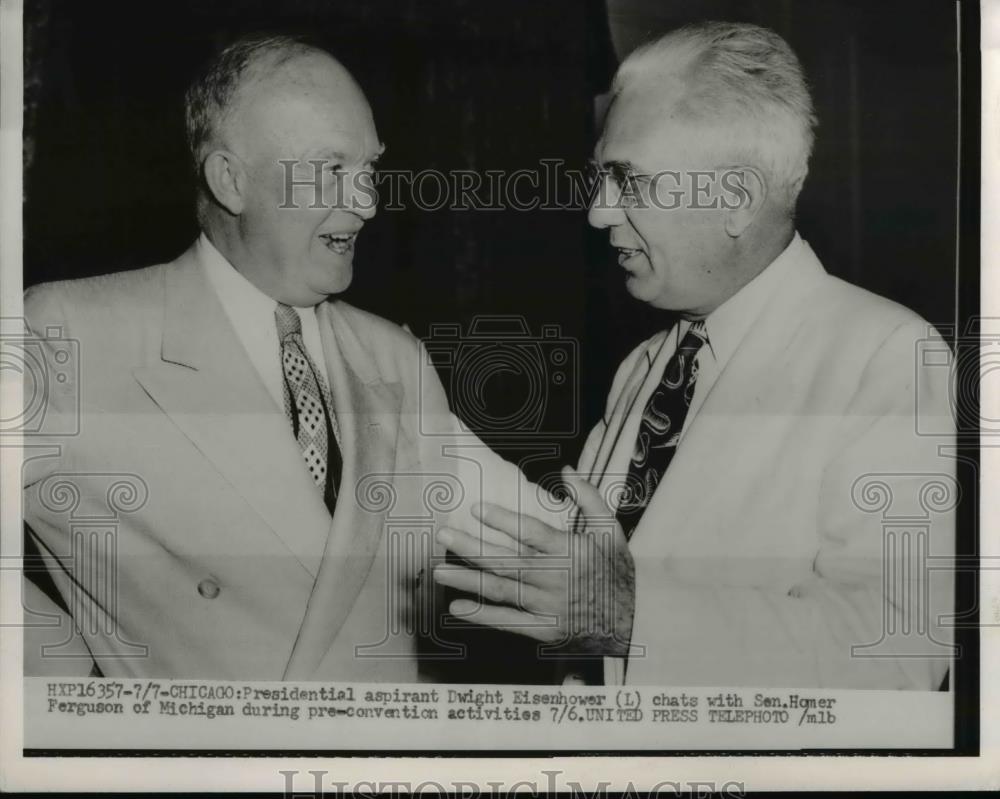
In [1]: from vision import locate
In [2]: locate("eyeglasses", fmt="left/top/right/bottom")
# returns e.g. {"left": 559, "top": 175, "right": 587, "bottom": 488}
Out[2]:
{"left": 585, "top": 159, "right": 658, "bottom": 207}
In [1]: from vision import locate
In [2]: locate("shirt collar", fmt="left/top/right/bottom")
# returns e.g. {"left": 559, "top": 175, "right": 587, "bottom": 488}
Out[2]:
{"left": 198, "top": 232, "right": 282, "bottom": 322}
{"left": 688, "top": 232, "right": 806, "bottom": 371}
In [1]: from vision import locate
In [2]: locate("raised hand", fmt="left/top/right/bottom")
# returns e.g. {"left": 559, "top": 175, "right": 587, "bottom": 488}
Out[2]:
{"left": 433, "top": 466, "right": 635, "bottom": 656}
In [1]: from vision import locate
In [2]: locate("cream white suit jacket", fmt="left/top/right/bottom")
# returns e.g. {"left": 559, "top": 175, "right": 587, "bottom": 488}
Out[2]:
{"left": 578, "top": 237, "right": 956, "bottom": 689}
{"left": 22, "top": 241, "right": 564, "bottom": 681}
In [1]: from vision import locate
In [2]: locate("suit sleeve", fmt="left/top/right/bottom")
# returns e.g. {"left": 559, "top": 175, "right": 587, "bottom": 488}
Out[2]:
{"left": 413, "top": 339, "right": 571, "bottom": 534}
{"left": 19, "top": 286, "right": 97, "bottom": 674}
{"left": 21, "top": 284, "right": 78, "bottom": 488}
{"left": 22, "top": 574, "right": 97, "bottom": 677}
{"left": 624, "top": 320, "right": 955, "bottom": 689}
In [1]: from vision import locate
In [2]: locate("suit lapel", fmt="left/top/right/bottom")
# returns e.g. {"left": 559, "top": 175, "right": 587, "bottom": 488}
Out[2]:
{"left": 587, "top": 333, "right": 676, "bottom": 512}
{"left": 628, "top": 246, "right": 830, "bottom": 553}
{"left": 131, "top": 246, "right": 331, "bottom": 578}
{"left": 282, "top": 301, "right": 402, "bottom": 679}
{"left": 584, "top": 333, "right": 671, "bottom": 488}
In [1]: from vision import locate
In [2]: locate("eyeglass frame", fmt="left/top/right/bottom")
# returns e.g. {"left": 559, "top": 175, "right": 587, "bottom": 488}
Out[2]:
{"left": 584, "top": 158, "right": 765, "bottom": 212}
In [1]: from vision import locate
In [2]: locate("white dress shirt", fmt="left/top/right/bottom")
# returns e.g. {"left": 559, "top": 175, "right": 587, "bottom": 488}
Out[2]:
{"left": 199, "top": 234, "right": 337, "bottom": 433}
{"left": 639, "top": 233, "right": 805, "bottom": 442}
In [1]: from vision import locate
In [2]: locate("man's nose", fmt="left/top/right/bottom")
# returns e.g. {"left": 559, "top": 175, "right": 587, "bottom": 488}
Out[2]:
{"left": 587, "top": 184, "right": 624, "bottom": 230}
{"left": 349, "top": 171, "right": 378, "bottom": 220}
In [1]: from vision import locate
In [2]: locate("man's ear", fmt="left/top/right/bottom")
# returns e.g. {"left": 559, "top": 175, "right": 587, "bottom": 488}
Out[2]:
{"left": 202, "top": 150, "right": 246, "bottom": 215}
{"left": 721, "top": 166, "right": 767, "bottom": 237}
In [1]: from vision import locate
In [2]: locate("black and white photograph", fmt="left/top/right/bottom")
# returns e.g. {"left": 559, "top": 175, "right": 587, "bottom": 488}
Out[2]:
{"left": 0, "top": 0, "right": 994, "bottom": 792}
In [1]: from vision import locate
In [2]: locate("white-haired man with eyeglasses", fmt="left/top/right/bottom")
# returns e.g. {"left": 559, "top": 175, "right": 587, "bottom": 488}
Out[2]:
{"left": 436, "top": 22, "right": 956, "bottom": 689}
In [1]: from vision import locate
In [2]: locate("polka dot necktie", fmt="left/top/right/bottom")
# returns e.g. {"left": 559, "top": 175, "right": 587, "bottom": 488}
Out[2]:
{"left": 615, "top": 320, "right": 708, "bottom": 539}
{"left": 275, "top": 303, "right": 342, "bottom": 514}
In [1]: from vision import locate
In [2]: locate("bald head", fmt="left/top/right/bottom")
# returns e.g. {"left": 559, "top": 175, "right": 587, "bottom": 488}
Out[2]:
{"left": 185, "top": 35, "right": 370, "bottom": 177}
{"left": 184, "top": 33, "right": 383, "bottom": 307}
{"left": 227, "top": 50, "right": 375, "bottom": 175}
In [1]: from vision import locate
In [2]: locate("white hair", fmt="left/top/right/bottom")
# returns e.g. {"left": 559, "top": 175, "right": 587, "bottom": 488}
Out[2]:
{"left": 612, "top": 21, "right": 817, "bottom": 212}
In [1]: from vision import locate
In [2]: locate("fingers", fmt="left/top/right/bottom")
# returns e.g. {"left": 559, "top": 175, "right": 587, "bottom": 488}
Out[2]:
{"left": 472, "top": 502, "right": 565, "bottom": 554}
{"left": 561, "top": 467, "right": 613, "bottom": 518}
{"left": 561, "top": 467, "right": 623, "bottom": 539}
{"left": 440, "top": 515, "right": 523, "bottom": 553}
{"left": 476, "top": 521, "right": 524, "bottom": 551}
{"left": 447, "top": 598, "right": 563, "bottom": 643}
{"left": 433, "top": 563, "right": 549, "bottom": 611}
{"left": 437, "top": 526, "right": 567, "bottom": 588}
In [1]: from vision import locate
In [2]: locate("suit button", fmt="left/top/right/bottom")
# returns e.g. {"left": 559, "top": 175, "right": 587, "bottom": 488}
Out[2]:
{"left": 197, "top": 579, "right": 220, "bottom": 599}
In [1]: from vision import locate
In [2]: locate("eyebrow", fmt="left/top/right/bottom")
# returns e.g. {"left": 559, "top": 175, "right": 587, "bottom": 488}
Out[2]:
{"left": 309, "top": 143, "right": 386, "bottom": 164}
{"left": 308, "top": 148, "right": 347, "bottom": 163}
{"left": 600, "top": 158, "right": 639, "bottom": 172}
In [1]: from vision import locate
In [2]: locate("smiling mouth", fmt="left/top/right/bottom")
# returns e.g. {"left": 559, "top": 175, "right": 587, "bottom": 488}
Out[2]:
{"left": 615, "top": 246, "right": 642, "bottom": 266}
{"left": 319, "top": 232, "right": 358, "bottom": 254}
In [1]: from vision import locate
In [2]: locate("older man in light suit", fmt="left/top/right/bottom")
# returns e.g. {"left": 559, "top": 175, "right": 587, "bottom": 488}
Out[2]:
{"left": 22, "top": 34, "right": 565, "bottom": 680}
{"left": 435, "top": 22, "right": 956, "bottom": 689}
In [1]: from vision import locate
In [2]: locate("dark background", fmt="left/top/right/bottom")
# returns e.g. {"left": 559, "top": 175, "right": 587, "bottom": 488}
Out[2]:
{"left": 23, "top": 0, "right": 972, "bottom": 685}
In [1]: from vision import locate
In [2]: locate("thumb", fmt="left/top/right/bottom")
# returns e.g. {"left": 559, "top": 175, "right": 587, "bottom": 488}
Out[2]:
{"left": 561, "top": 466, "right": 613, "bottom": 522}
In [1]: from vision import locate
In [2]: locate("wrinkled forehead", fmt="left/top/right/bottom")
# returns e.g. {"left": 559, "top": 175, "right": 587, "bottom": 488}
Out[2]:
{"left": 226, "top": 52, "right": 380, "bottom": 161}
{"left": 596, "top": 82, "right": 721, "bottom": 171}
